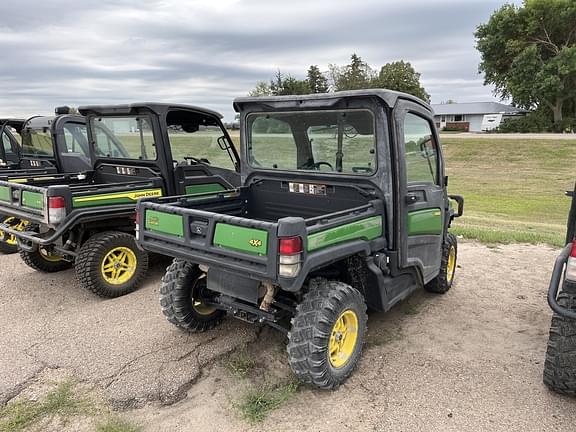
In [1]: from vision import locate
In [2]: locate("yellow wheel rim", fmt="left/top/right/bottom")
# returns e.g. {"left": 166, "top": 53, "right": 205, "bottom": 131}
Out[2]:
{"left": 0, "top": 217, "right": 27, "bottom": 246}
{"left": 101, "top": 246, "right": 137, "bottom": 285}
{"left": 328, "top": 309, "right": 359, "bottom": 369}
{"left": 39, "top": 248, "right": 62, "bottom": 262}
{"left": 192, "top": 275, "right": 216, "bottom": 316}
{"left": 193, "top": 300, "right": 216, "bottom": 316}
{"left": 447, "top": 246, "right": 456, "bottom": 283}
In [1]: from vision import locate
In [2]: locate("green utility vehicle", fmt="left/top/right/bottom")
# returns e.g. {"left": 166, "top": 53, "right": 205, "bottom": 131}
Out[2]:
{"left": 0, "top": 112, "right": 92, "bottom": 253}
{"left": 136, "top": 90, "right": 464, "bottom": 388}
{"left": 0, "top": 103, "right": 239, "bottom": 297}
{"left": 544, "top": 182, "right": 576, "bottom": 395}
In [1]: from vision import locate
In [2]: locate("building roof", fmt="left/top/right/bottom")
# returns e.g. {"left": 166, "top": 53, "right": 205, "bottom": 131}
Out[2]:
{"left": 431, "top": 102, "right": 527, "bottom": 116}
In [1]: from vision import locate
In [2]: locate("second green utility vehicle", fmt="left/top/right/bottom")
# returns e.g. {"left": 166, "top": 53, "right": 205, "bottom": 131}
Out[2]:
{"left": 136, "top": 89, "right": 464, "bottom": 388}
{"left": 0, "top": 103, "right": 239, "bottom": 297}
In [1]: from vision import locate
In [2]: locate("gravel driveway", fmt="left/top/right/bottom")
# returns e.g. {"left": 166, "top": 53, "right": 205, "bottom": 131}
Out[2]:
{"left": 1, "top": 242, "right": 575, "bottom": 431}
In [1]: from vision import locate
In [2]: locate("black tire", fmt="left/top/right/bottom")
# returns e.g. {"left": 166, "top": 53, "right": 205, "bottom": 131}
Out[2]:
{"left": 0, "top": 239, "right": 17, "bottom": 254}
{"left": 287, "top": 278, "right": 367, "bottom": 389}
{"left": 160, "top": 259, "right": 225, "bottom": 332}
{"left": 543, "top": 282, "right": 576, "bottom": 396}
{"left": 20, "top": 247, "right": 72, "bottom": 273}
{"left": 75, "top": 231, "right": 148, "bottom": 298}
{"left": 425, "top": 232, "right": 458, "bottom": 294}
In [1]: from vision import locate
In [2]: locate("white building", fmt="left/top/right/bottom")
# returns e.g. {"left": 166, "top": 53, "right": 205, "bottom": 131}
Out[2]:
{"left": 431, "top": 102, "right": 527, "bottom": 132}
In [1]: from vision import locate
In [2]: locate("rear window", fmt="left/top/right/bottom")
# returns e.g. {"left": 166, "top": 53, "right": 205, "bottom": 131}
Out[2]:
{"left": 248, "top": 109, "right": 376, "bottom": 175}
{"left": 21, "top": 127, "right": 54, "bottom": 157}
{"left": 92, "top": 116, "right": 156, "bottom": 160}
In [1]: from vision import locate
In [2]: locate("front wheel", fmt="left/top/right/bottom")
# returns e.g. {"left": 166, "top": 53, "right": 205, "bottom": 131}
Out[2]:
{"left": 425, "top": 232, "right": 457, "bottom": 294}
{"left": 287, "top": 278, "right": 367, "bottom": 389}
{"left": 75, "top": 231, "right": 148, "bottom": 298}
{"left": 160, "top": 259, "right": 225, "bottom": 332}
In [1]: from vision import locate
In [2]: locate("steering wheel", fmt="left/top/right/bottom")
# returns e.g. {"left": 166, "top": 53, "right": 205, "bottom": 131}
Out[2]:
{"left": 314, "top": 161, "right": 334, "bottom": 171}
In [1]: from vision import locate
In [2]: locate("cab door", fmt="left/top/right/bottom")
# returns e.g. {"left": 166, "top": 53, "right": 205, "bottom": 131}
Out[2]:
{"left": 396, "top": 101, "right": 446, "bottom": 283}
{"left": 165, "top": 108, "right": 240, "bottom": 195}
{"left": 54, "top": 118, "right": 92, "bottom": 172}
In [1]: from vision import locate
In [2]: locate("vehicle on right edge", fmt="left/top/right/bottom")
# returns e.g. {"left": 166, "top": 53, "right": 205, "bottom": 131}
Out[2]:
{"left": 544, "top": 182, "right": 576, "bottom": 395}
{"left": 136, "top": 89, "right": 464, "bottom": 389}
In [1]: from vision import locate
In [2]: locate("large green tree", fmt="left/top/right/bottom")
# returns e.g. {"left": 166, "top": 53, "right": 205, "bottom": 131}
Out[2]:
{"left": 475, "top": 0, "right": 576, "bottom": 124}
{"left": 307, "top": 65, "right": 329, "bottom": 93}
{"left": 376, "top": 61, "right": 430, "bottom": 102}
{"left": 330, "top": 54, "right": 377, "bottom": 91}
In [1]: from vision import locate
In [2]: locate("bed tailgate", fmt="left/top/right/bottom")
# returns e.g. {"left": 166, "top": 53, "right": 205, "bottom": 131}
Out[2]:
{"left": 0, "top": 181, "right": 48, "bottom": 222}
{"left": 138, "top": 200, "right": 279, "bottom": 279}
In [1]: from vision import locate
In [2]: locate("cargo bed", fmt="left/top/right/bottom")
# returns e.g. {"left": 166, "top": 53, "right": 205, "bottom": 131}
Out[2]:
{"left": 138, "top": 181, "right": 385, "bottom": 290}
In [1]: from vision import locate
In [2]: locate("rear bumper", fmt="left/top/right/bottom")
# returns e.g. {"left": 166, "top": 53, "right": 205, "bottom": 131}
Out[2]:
{"left": 0, "top": 206, "right": 135, "bottom": 250}
{"left": 547, "top": 244, "right": 576, "bottom": 319}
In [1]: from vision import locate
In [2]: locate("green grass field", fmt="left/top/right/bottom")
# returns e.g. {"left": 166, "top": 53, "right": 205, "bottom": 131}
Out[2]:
{"left": 444, "top": 137, "right": 576, "bottom": 247}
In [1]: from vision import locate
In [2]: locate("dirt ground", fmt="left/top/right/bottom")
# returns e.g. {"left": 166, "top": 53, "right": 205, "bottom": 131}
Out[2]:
{"left": 1, "top": 241, "right": 576, "bottom": 431}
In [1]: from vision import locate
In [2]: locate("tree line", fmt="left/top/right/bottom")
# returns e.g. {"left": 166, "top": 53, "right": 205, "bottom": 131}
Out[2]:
{"left": 249, "top": 54, "right": 431, "bottom": 103}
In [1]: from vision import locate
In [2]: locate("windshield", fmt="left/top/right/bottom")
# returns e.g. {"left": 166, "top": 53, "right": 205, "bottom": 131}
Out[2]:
{"left": 21, "top": 127, "right": 54, "bottom": 157}
{"left": 92, "top": 116, "right": 156, "bottom": 160}
{"left": 247, "top": 109, "right": 376, "bottom": 175}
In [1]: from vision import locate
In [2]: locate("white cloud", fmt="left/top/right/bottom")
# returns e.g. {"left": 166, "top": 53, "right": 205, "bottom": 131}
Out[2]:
{"left": 0, "top": 0, "right": 522, "bottom": 119}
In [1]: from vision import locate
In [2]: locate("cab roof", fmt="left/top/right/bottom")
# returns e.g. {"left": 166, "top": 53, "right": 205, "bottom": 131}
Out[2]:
{"left": 233, "top": 89, "right": 432, "bottom": 112}
{"left": 78, "top": 103, "right": 223, "bottom": 119}
{"left": 0, "top": 118, "right": 26, "bottom": 132}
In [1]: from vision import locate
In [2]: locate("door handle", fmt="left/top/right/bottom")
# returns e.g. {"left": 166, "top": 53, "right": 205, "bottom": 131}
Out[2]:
{"left": 405, "top": 193, "right": 420, "bottom": 204}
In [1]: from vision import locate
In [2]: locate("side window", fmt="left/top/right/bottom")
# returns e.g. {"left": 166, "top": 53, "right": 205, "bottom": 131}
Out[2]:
{"left": 404, "top": 112, "right": 438, "bottom": 184}
{"left": 166, "top": 110, "right": 237, "bottom": 171}
{"left": 249, "top": 116, "right": 296, "bottom": 170}
{"left": 62, "top": 123, "right": 89, "bottom": 156}
{"left": 93, "top": 116, "right": 156, "bottom": 160}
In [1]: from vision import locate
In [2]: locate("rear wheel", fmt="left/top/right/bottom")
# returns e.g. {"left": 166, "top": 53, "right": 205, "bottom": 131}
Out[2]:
{"left": 20, "top": 247, "right": 71, "bottom": 273}
{"left": 160, "top": 259, "right": 225, "bottom": 332}
{"left": 543, "top": 282, "right": 576, "bottom": 396}
{"left": 0, "top": 216, "right": 27, "bottom": 254}
{"left": 75, "top": 231, "right": 148, "bottom": 298}
{"left": 425, "top": 232, "right": 457, "bottom": 294}
{"left": 287, "top": 278, "right": 367, "bottom": 389}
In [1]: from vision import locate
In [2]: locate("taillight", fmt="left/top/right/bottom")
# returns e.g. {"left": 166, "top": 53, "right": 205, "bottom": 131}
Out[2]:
{"left": 135, "top": 210, "right": 141, "bottom": 241}
{"left": 566, "top": 240, "right": 576, "bottom": 281}
{"left": 278, "top": 236, "right": 303, "bottom": 278}
{"left": 48, "top": 196, "right": 66, "bottom": 224}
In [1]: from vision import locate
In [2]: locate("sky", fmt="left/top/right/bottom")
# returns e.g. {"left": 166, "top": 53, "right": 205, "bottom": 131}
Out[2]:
{"left": 0, "top": 0, "right": 522, "bottom": 121}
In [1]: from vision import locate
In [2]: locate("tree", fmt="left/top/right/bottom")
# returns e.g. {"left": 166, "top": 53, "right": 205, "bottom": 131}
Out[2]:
{"left": 330, "top": 54, "right": 377, "bottom": 91}
{"left": 269, "top": 70, "right": 310, "bottom": 95}
{"left": 307, "top": 65, "right": 328, "bottom": 93}
{"left": 376, "top": 61, "right": 430, "bottom": 102}
{"left": 248, "top": 81, "right": 272, "bottom": 97}
{"left": 475, "top": 0, "right": 576, "bottom": 124}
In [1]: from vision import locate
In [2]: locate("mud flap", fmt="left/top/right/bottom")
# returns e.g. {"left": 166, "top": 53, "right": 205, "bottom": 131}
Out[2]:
{"left": 207, "top": 268, "right": 260, "bottom": 304}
